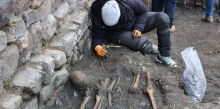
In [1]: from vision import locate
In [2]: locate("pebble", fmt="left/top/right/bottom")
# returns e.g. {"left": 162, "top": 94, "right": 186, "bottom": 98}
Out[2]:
{"left": 73, "top": 90, "right": 78, "bottom": 97}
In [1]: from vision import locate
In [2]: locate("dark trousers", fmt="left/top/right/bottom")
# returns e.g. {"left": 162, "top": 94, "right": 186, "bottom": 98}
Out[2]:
{"left": 152, "top": 0, "right": 177, "bottom": 28}
{"left": 107, "top": 12, "right": 171, "bottom": 57}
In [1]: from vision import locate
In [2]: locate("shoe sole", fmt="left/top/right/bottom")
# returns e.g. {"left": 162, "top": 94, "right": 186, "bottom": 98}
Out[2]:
{"left": 156, "top": 57, "right": 177, "bottom": 68}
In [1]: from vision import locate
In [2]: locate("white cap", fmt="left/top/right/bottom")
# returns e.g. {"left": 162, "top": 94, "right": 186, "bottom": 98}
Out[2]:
{"left": 101, "top": 1, "right": 121, "bottom": 26}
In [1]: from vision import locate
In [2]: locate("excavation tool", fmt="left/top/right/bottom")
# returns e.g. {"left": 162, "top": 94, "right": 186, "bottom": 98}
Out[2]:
{"left": 144, "top": 72, "right": 157, "bottom": 109}
{"left": 129, "top": 72, "right": 140, "bottom": 93}
{"left": 79, "top": 89, "right": 91, "bottom": 109}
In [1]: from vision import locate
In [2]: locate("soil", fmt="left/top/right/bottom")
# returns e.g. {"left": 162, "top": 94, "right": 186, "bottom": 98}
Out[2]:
{"left": 48, "top": 5, "right": 220, "bottom": 109}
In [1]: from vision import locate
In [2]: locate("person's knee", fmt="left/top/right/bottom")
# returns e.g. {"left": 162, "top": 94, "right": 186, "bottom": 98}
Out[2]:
{"left": 157, "top": 12, "right": 170, "bottom": 25}
{"left": 139, "top": 40, "right": 152, "bottom": 55}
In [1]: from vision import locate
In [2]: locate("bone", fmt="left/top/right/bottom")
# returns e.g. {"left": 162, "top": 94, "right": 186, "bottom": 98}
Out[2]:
{"left": 107, "top": 79, "right": 116, "bottom": 91}
{"left": 129, "top": 72, "right": 140, "bottom": 93}
{"left": 108, "top": 92, "right": 112, "bottom": 107}
{"left": 107, "top": 79, "right": 117, "bottom": 107}
{"left": 144, "top": 72, "right": 157, "bottom": 109}
{"left": 101, "top": 78, "right": 110, "bottom": 90}
{"left": 90, "top": 60, "right": 97, "bottom": 67}
{"left": 79, "top": 89, "right": 91, "bottom": 109}
{"left": 93, "top": 95, "right": 102, "bottom": 109}
{"left": 113, "top": 76, "right": 120, "bottom": 91}
{"left": 124, "top": 55, "right": 132, "bottom": 64}
{"left": 98, "top": 96, "right": 104, "bottom": 109}
{"left": 79, "top": 96, "right": 91, "bottom": 109}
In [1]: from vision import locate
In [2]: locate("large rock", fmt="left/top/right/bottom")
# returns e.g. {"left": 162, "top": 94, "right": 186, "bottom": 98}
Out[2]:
{"left": 29, "top": 54, "right": 55, "bottom": 85}
{"left": 39, "top": 83, "right": 54, "bottom": 105}
{"left": 23, "top": 97, "right": 38, "bottom": 109}
{"left": 53, "top": 1, "right": 70, "bottom": 20}
{"left": 16, "top": 30, "right": 33, "bottom": 63}
{"left": 13, "top": 0, "right": 30, "bottom": 14}
{"left": 22, "top": 9, "right": 40, "bottom": 27}
{"left": 0, "top": 44, "right": 19, "bottom": 80}
{"left": 38, "top": 0, "right": 51, "bottom": 21}
{"left": 29, "top": 21, "right": 44, "bottom": 54}
{"left": 0, "top": 31, "right": 7, "bottom": 52}
{"left": 67, "top": 0, "right": 77, "bottom": 13}
{"left": 46, "top": 85, "right": 64, "bottom": 107}
{"left": 70, "top": 10, "right": 89, "bottom": 39}
{"left": 31, "top": 0, "right": 43, "bottom": 9}
{"left": 0, "top": 76, "right": 3, "bottom": 94}
{"left": 12, "top": 67, "right": 42, "bottom": 94}
{"left": 41, "top": 14, "right": 57, "bottom": 44}
{"left": 51, "top": 0, "right": 63, "bottom": 12}
{"left": 42, "top": 49, "right": 67, "bottom": 69}
{"left": 48, "top": 32, "right": 78, "bottom": 57}
{"left": 0, "top": 94, "right": 22, "bottom": 109}
{"left": 0, "top": 0, "right": 14, "bottom": 27}
{"left": 5, "top": 16, "right": 26, "bottom": 43}
{"left": 52, "top": 68, "right": 69, "bottom": 89}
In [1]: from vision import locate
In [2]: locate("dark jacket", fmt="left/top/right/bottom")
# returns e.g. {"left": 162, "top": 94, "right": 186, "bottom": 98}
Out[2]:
{"left": 91, "top": 0, "right": 148, "bottom": 49}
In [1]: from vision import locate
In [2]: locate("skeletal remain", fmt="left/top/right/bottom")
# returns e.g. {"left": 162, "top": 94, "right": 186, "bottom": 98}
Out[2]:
{"left": 98, "top": 97, "right": 104, "bottom": 109}
{"left": 129, "top": 72, "right": 140, "bottom": 93}
{"left": 107, "top": 79, "right": 117, "bottom": 107}
{"left": 107, "top": 79, "right": 116, "bottom": 91}
{"left": 124, "top": 55, "right": 132, "bottom": 64}
{"left": 93, "top": 95, "right": 102, "bottom": 109}
{"left": 113, "top": 76, "right": 120, "bottom": 91}
{"left": 94, "top": 78, "right": 109, "bottom": 109}
{"left": 79, "top": 89, "right": 91, "bottom": 109}
{"left": 90, "top": 60, "right": 97, "bottom": 67}
{"left": 101, "top": 78, "right": 110, "bottom": 90}
{"left": 108, "top": 92, "right": 112, "bottom": 107}
{"left": 144, "top": 72, "right": 157, "bottom": 109}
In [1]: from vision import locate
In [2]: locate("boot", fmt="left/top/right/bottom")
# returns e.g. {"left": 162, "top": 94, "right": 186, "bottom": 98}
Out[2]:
{"left": 201, "top": 15, "right": 214, "bottom": 23}
{"left": 170, "top": 25, "right": 175, "bottom": 33}
{"left": 156, "top": 54, "right": 177, "bottom": 68}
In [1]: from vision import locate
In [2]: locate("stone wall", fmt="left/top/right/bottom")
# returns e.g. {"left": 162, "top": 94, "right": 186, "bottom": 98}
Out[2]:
{"left": 0, "top": 0, "right": 93, "bottom": 109}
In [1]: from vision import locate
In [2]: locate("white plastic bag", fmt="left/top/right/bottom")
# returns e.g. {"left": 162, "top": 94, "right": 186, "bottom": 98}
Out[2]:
{"left": 181, "top": 47, "right": 206, "bottom": 102}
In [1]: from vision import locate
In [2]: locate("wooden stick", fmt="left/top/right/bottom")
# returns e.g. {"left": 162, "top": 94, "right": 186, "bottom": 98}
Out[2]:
{"left": 144, "top": 72, "right": 157, "bottom": 109}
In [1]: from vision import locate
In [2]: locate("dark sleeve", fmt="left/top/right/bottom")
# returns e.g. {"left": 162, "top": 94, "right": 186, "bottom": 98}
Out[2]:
{"left": 130, "top": 0, "right": 148, "bottom": 32}
{"left": 91, "top": 13, "right": 106, "bottom": 50}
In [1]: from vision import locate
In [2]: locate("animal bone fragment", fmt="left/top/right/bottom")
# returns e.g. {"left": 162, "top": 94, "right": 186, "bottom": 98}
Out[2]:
{"left": 144, "top": 72, "right": 157, "bottom": 109}
{"left": 129, "top": 72, "right": 140, "bottom": 93}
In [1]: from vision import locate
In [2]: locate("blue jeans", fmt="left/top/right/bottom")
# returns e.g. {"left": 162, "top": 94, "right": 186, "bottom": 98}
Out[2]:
{"left": 152, "top": 0, "right": 177, "bottom": 28}
{"left": 206, "top": 0, "right": 220, "bottom": 16}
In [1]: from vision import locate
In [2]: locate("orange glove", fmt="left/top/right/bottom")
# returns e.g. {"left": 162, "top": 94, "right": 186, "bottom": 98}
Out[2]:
{"left": 95, "top": 45, "right": 107, "bottom": 56}
{"left": 132, "top": 30, "right": 142, "bottom": 38}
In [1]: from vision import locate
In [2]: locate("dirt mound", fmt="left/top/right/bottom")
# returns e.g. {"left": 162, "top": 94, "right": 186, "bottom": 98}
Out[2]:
{"left": 48, "top": 6, "right": 220, "bottom": 109}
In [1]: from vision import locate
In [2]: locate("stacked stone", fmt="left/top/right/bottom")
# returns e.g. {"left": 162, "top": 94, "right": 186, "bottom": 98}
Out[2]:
{"left": 0, "top": 0, "right": 92, "bottom": 109}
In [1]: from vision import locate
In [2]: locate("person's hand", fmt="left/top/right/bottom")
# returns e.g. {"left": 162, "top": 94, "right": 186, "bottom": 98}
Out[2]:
{"left": 132, "top": 30, "right": 142, "bottom": 38}
{"left": 95, "top": 45, "right": 107, "bottom": 56}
